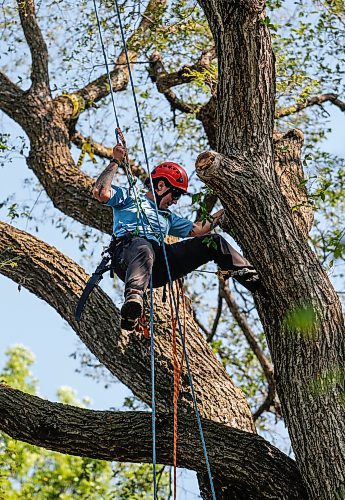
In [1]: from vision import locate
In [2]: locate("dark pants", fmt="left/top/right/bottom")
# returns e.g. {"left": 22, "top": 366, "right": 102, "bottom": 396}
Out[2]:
{"left": 111, "top": 234, "right": 253, "bottom": 295}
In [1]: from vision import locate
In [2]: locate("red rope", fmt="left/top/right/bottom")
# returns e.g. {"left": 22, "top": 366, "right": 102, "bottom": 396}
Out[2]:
{"left": 168, "top": 280, "right": 186, "bottom": 500}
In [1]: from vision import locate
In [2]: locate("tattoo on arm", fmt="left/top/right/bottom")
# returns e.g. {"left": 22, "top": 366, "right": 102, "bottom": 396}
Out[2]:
{"left": 94, "top": 161, "right": 119, "bottom": 197}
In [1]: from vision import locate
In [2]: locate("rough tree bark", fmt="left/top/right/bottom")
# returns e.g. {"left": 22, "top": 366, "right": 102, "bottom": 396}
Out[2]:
{"left": 196, "top": 1, "right": 345, "bottom": 497}
{"left": 0, "top": 385, "right": 307, "bottom": 499}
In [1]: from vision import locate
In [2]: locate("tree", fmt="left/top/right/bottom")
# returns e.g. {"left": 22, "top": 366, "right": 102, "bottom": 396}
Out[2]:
{"left": 0, "top": 345, "right": 170, "bottom": 499}
{"left": 0, "top": 0, "right": 344, "bottom": 498}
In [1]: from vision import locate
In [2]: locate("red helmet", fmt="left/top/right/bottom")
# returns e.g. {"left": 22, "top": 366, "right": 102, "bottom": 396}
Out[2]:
{"left": 151, "top": 162, "right": 188, "bottom": 192}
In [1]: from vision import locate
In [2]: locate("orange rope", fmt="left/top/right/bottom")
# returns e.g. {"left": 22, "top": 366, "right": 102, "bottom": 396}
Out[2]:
{"left": 168, "top": 280, "right": 186, "bottom": 500}
{"left": 178, "top": 281, "right": 186, "bottom": 386}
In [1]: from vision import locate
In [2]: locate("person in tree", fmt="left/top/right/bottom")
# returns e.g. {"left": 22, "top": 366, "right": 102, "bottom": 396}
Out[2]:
{"left": 93, "top": 143, "right": 259, "bottom": 330}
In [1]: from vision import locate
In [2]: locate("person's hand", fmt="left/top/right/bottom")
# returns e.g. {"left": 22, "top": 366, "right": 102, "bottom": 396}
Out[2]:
{"left": 112, "top": 143, "right": 125, "bottom": 162}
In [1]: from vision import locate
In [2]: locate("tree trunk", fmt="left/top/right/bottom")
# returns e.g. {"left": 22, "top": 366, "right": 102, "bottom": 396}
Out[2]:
{"left": 196, "top": 151, "right": 345, "bottom": 499}
{"left": 195, "top": 1, "right": 345, "bottom": 496}
{"left": 1, "top": 0, "right": 343, "bottom": 497}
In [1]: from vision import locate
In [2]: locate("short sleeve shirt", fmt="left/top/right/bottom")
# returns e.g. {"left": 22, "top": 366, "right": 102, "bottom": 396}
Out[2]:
{"left": 106, "top": 186, "right": 193, "bottom": 243}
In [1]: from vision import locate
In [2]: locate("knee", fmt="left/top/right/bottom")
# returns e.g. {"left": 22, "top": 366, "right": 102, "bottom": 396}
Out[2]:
{"left": 137, "top": 242, "right": 154, "bottom": 263}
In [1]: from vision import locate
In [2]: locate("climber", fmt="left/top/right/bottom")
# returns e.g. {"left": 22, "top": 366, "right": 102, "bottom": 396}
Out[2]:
{"left": 92, "top": 144, "right": 259, "bottom": 330}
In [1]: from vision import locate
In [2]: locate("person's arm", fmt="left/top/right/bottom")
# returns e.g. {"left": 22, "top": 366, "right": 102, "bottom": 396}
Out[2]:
{"left": 188, "top": 209, "right": 224, "bottom": 237}
{"left": 92, "top": 144, "right": 125, "bottom": 203}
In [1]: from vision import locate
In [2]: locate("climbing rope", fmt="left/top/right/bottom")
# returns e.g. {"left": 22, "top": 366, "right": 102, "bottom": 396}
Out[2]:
{"left": 168, "top": 280, "right": 186, "bottom": 500}
{"left": 92, "top": 1, "right": 216, "bottom": 497}
{"left": 149, "top": 277, "right": 157, "bottom": 500}
{"left": 91, "top": 2, "right": 158, "bottom": 496}
{"left": 112, "top": 1, "right": 217, "bottom": 498}
{"left": 92, "top": 0, "right": 120, "bottom": 136}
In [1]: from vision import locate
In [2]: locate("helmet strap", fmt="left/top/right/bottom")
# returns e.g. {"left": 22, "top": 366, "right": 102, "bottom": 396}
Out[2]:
{"left": 154, "top": 187, "right": 172, "bottom": 208}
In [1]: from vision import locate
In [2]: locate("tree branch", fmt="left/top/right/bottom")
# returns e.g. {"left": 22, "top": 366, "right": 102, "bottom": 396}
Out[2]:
{"left": 207, "top": 284, "right": 223, "bottom": 342}
{"left": 0, "top": 221, "right": 255, "bottom": 431}
{"left": 149, "top": 47, "right": 216, "bottom": 91}
{"left": 149, "top": 50, "right": 214, "bottom": 115}
{"left": 194, "top": 313, "right": 211, "bottom": 338}
{"left": 220, "top": 281, "right": 276, "bottom": 419}
{"left": 17, "top": 0, "right": 50, "bottom": 93}
{"left": 220, "top": 282, "right": 273, "bottom": 379}
{"left": 55, "top": 0, "right": 168, "bottom": 119}
{"left": 149, "top": 50, "right": 218, "bottom": 144}
{"left": 276, "top": 93, "right": 345, "bottom": 118}
{"left": 0, "top": 72, "right": 26, "bottom": 121}
{"left": 0, "top": 384, "right": 307, "bottom": 499}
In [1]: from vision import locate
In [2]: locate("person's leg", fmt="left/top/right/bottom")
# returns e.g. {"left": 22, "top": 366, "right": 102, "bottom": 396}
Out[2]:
{"left": 204, "top": 235, "right": 259, "bottom": 291}
{"left": 124, "top": 238, "right": 155, "bottom": 294}
{"left": 151, "top": 235, "right": 259, "bottom": 292}
{"left": 113, "top": 237, "right": 155, "bottom": 329}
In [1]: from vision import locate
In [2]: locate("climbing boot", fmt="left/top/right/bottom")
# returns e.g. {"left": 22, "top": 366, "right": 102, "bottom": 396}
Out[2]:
{"left": 219, "top": 267, "right": 260, "bottom": 293}
{"left": 121, "top": 289, "right": 144, "bottom": 331}
{"left": 120, "top": 316, "right": 139, "bottom": 332}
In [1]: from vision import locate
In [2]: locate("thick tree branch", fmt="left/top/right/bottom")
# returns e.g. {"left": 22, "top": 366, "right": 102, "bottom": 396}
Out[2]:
{"left": 17, "top": 0, "right": 50, "bottom": 93}
{"left": 0, "top": 384, "right": 307, "bottom": 499}
{"left": 0, "top": 72, "right": 26, "bottom": 122}
{"left": 276, "top": 93, "right": 345, "bottom": 118}
{"left": 0, "top": 221, "right": 255, "bottom": 431}
{"left": 194, "top": 127, "right": 314, "bottom": 240}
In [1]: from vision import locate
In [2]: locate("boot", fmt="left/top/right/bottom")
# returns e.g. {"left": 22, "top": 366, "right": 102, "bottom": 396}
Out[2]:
{"left": 121, "top": 289, "right": 144, "bottom": 331}
{"left": 219, "top": 267, "right": 260, "bottom": 293}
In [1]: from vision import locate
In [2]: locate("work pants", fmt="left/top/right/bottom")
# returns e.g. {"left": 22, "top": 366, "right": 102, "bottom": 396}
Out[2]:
{"left": 111, "top": 234, "right": 255, "bottom": 295}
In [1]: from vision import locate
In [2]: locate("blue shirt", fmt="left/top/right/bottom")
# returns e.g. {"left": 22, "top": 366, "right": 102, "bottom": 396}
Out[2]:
{"left": 106, "top": 186, "right": 193, "bottom": 244}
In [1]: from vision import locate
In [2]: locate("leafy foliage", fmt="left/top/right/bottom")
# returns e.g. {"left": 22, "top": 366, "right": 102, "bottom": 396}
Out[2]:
{"left": 0, "top": 346, "right": 170, "bottom": 499}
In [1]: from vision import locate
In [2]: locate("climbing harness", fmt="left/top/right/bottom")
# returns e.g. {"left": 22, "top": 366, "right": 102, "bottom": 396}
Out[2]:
{"left": 76, "top": 2, "right": 217, "bottom": 498}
